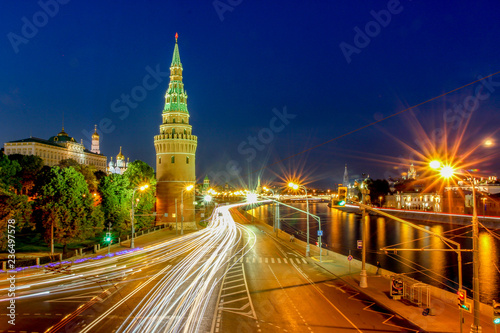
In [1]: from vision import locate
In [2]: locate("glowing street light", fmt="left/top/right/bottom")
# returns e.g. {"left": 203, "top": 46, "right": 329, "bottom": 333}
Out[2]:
{"left": 246, "top": 192, "right": 258, "bottom": 204}
{"left": 288, "top": 182, "right": 313, "bottom": 257}
{"left": 131, "top": 184, "right": 149, "bottom": 248}
{"left": 430, "top": 160, "right": 481, "bottom": 333}
{"left": 181, "top": 184, "right": 195, "bottom": 235}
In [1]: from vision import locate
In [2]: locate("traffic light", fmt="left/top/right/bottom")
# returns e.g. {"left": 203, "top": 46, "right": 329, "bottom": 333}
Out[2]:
{"left": 338, "top": 200, "right": 346, "bottom": 206}
{"left": 493, "top": 300, "right": 500, "bottom": 324}
{"left": 105, "top": 232, "right": 111, "bottom": 242}
{"left": 457, "top": 289, "right": 466, "bottom": 307}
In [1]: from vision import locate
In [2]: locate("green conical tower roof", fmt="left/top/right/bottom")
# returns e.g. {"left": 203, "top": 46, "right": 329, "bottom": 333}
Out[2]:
{"left": 164, "top": 32, "right": 188, "bottom": 113}
{"left": 171, "top": 32, "right": 182, "bottom": 67}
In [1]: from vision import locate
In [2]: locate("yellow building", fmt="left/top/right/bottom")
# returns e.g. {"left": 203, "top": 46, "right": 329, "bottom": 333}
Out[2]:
{"left": 154, "top": 34, "right": 198, "bottom": 225}
{"left": 3, "top": 126, "right": 107, "bottom": 172}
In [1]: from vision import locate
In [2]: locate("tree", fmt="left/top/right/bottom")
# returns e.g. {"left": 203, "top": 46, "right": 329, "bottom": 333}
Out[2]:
{"left": 366, "top": 179, "right": 391, "bottom": 206}
{"left": 59, "top": 159, "right": 99, "bottom": 193}
{"left": 98, "top": 173, "right": 131, "bottom": 233}
{"left": 58, "top": 158, "right": 80, "bottom": 168}
{"left": 0, "top": 153, "right": 21, "bottom": 192}
{"left": 124, "top": 160, "right": 157, "bottom": 229}
{"left": 0, "top": 188, "right": 32, "bottom": 250}
{"left": 32, "top": 166, "right": 97, "bottom": 253}
{"left": 8, "top": 154, "right": 44, "bottom": 195}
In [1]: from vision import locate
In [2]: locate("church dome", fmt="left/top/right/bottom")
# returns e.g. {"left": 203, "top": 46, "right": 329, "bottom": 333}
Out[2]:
{"left": 49, "top": 127, "right": 76, "bottom": 143}
{"left": 92, "top": 125, "right": 99, "bottom": 138}
{"left": 116, "top": 146, "right": 125, "bottom": 160}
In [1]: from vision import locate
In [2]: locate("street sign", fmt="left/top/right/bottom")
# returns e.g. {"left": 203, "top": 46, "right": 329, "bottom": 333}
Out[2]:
{"left": 390, "top": 277, "right": 404, "bottom": 298}
{"left": 357, "top": 240, "right": 362, "bottom": 249}
{"left": 347, "top": 255, "right": 353, "bottom": 261}
{"left": 317, "top": 230, "right": 323, "bottom": 236}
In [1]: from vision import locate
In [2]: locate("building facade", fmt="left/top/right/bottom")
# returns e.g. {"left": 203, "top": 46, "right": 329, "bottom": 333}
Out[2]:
{"left": 385, "top": 192, "right": 442, "bottom": 212}
{"left": 154, "top": 34, "right": 198, "bottom": 225}
{"left": 3, "top": 127, "right": 107, "bottom": 172}
{"left": 108, "top": 146, "right": 129, "bottom": 175}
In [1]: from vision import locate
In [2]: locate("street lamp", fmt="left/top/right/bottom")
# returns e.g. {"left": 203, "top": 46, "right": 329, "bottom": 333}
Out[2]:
{"left": 131, "top": 184, "right": 149, "bottom": 248}
{"left": 181, "top": 184, "right": 194, "bottom": 235}
{"left": 264, "top": 186, "right": 280, "bottom": 233}
{"left": 430, "top": 161, "right": 481, "bottom": 333}
{"left": 288, "top": 182, "right": 312, "bottom": 257}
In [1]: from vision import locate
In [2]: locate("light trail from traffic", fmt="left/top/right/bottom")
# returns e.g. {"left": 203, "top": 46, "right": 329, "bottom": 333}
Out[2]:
{"left": 116, "top": 203, "right": 256, "bottom": 333}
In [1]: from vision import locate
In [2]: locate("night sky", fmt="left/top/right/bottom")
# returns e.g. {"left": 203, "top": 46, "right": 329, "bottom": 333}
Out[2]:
{"left": 1, "top": 1, "right": 500, "bottom": 189}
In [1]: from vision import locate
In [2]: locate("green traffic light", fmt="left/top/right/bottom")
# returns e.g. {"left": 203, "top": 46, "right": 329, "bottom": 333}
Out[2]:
{"left": 339, "top": 200, "right": 346, "bottom": 206}
{"left": 494, "top": 317, "right": 500, "bottom": 324}
{"left": 460, "top": 304, "right": 470, "bottom": 311}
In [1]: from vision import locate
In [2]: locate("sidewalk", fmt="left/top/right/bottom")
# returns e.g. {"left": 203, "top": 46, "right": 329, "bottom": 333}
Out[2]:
{"left": 253, "top": 221, "right": 496, "bottom": 333}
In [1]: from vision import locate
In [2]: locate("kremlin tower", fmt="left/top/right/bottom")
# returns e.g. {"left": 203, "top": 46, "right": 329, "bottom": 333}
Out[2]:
{"left": 91, "top": 125, "right": 100, "bottom": 154}
{"left": 154, "top": 33, "right": 198, "bottom": 226}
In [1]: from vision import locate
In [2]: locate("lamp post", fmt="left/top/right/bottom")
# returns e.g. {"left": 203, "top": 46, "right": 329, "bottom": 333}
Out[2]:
{"left": 289, "top": 182, "right": 312, "bottom": 257}
{"left": 264, "top": 186, "right": 280, "bottom": 234}
{"left": 430, "top": 161, "right": 481, "bottom": 333}
{"left": 359, "top": 185, "right": 369, "bottom": 288}
{"left": 181, "top": 184, "right": 194, "bottom": 235}
{"left": 130, "top": 184, "right": 149, "bottom": 248}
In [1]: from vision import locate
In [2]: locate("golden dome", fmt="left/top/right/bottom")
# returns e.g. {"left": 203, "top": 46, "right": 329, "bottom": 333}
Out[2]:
{"left": 116, "top": 146, "right": 125, "bottom": 160}
{"left": 92, "top": 125, "right": 99, "bottom": 138}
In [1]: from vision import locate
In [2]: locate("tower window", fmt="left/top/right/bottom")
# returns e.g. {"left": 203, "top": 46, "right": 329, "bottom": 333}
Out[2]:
{"left": 171, "top": 156, "right": 175, "bottom": 163}
{"left": 159, "top": 157, "right": 161, "bottom": 164}
{"left": 186, "top": 156, "right": 189, "bottom": 164}
{"left": 173, "top": 118, "right": 176, "bottom": 123}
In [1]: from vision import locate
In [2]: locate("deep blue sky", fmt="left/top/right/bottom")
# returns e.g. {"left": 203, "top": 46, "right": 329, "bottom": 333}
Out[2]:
{"left": 1, "top": 1, "right": 499, "bottom": 188}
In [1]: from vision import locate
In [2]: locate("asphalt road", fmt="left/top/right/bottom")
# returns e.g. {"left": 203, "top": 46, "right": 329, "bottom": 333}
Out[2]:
{"left": 216, "top": 209, "right": 423, "bottom": 333}
{"left": 1, "top": 203, "right": 424, "bottom": 333}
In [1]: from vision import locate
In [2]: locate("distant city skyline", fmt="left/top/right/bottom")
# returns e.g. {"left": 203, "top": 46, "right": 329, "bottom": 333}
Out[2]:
{"left": 2, "top": 1, "right": 499, "bottom": 188}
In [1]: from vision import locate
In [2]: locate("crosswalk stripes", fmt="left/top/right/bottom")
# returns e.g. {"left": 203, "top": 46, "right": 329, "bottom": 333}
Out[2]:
{"left": 229, "top": 256, "right": 308, "bottom": 265}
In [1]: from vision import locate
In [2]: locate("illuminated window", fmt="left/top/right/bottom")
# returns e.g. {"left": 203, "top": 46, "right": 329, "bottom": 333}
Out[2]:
{"left": 171, "top": 156, "right": 175, "bottom": 163}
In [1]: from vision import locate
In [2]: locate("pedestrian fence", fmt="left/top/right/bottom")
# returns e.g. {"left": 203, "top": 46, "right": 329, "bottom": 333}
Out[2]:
{"left": 399, "top": 275, "right": 431, "bottom": 308}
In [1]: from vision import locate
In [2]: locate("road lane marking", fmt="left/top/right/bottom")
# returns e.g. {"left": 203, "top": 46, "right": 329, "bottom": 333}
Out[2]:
{"left": 78, "top": 264, "right": 172, "bottom": 333}
{"left": 301, "top": 259, "right": 307, "bottom": 264}
{"left": 283, "top": 258, "right": 288, "bottom": 264}
{"left": 277, "top": 258, "right": 282, "bottom": 264}
{"left": 265, "top": 258, "right": 268, "bottom": 264}
{"left": 271, "top": 258, "right": 275, "bottom": 263}
{"left": 222, "top": 284, "right": 245, "bottom": 291}
{"left": 289, "top": 262, "right": 362, "bottom": 333}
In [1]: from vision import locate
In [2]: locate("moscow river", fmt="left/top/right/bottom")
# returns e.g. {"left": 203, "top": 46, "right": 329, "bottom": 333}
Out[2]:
{"left": 247, "top": 202, "right": 500, "bottom": 304}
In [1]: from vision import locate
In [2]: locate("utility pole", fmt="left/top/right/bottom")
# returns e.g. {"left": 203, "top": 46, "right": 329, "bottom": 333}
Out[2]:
{"left": 360, "top": 186, "right": 369, "bottom": 288}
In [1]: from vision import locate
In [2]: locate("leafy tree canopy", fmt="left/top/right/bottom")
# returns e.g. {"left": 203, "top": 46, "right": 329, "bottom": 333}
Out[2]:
{"left": 33, "top": 166, "right": 96, "bottom": 252}
{"left": 0, "top": 153, "right": 21, "bottom": 192}
{"left": 8, "top": 154, "right": 44, "bottom": 195}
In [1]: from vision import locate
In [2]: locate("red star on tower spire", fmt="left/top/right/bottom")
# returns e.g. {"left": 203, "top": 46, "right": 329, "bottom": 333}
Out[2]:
{"left": 175, "top": 32, "right": 178, "bottom": 42}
